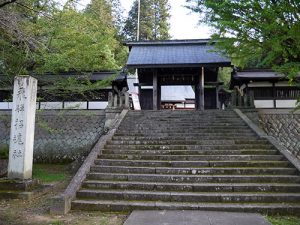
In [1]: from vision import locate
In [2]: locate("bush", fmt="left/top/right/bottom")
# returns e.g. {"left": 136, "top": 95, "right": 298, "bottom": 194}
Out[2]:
{"left": 0, "top": 144, "right": 9, "bottom": 159}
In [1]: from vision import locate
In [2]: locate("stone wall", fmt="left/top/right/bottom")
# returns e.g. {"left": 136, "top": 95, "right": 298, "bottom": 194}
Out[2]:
{"left": 242, "top": 109, "right": 300, "bottom": 158}
{"left": 0, "top": 110, "right": 105, "bottom": 163}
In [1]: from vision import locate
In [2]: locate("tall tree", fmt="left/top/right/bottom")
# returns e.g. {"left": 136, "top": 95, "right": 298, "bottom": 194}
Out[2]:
{"left": 123, "top": 0, "right": 171, "bottom": 41}
{"left": 153, "top": 0, "right": 171, "bottom": 40}
{"left": 186, "top": 0, "right": 300, "bottom": 108}
{"left": 0, "top": 0, "right": 54, "bottom": 80}
{"left": 0, "top": 0, "right": 127, "bottom": 77}
{"left": 186, "top": 0, "right": 300, "bottom": 76}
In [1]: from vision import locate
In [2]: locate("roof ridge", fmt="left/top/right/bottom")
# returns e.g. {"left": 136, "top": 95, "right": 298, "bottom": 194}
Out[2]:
{"left": 125, "top": 39, "right": 213, "bottom": 46}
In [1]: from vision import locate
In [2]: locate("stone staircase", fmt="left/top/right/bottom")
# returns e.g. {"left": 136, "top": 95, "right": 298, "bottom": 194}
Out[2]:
{"left": 72, "top": 110, "right": 300, "bottom": 214}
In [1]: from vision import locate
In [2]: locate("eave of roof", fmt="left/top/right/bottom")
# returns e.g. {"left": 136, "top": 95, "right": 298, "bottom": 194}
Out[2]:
{"left": 229, "top": 69, "right": 295, "bottom": 89}
{"left": 127, "top": 62, "right": 232, "bottom": 69}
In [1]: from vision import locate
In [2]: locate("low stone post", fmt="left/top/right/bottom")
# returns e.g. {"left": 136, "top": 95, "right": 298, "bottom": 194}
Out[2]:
{"left": 124, "top": 92, "right": 130, "bottom": 109}
{"left": 8, "top": 76, "right": 38, "bottom": 180}
{"left": 119, "top": 95, "right": 125, "bottom": 108}
{"left": 113, "top": 95, "right": 118, "bottom": 108}
{"left": 107, "top": 92, "right": 113, "bottom": 108}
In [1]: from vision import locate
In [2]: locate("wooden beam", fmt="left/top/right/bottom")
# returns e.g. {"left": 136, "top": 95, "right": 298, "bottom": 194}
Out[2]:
{"left": 272, "top": 82, "right": 276, "bottom": 108}
{"left": 158, "top": 78, "right": 161, "bottom": 110}
{"left": 200, "top": 67, "right": 205, "bottom": 111}
{"left": 195, "top": 75, "right": 200, "bottom": 110}
{"left": 216, "top": 85, "right": 220, "bottom": 109}
{"left": 153, "top": 70, "right": 158, "bottom": 110}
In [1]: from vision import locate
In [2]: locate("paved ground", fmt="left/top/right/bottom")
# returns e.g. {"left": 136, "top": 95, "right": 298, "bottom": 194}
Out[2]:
{"left": 123, "top": 210, "right": 271, "bottom": 225}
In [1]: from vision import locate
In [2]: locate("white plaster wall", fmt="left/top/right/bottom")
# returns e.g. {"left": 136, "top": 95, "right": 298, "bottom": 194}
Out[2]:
{"left": 64, "top": 102, "right": 88, "bottom": 109}
{"left": 0, "top": 102, "right": 12, "bottom": 110}
{"left": 254, "top": 100, "right": 274, "bottom": 108}
{"left": 275, "top": 81, "right": 290, "bottom": 87}
{"left": 276, "top": 100, "right": 297, "bottom": 108}
{"left": 88, "top": 102, "right": 108, "bottom": 109}
{"left": 40, "top": 102, "right": 63, "bottom": 110}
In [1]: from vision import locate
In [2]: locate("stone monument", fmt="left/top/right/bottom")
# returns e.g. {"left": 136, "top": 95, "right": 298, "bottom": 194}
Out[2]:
{"left": 8, "top": 76, "right": 38, "bottom": 180}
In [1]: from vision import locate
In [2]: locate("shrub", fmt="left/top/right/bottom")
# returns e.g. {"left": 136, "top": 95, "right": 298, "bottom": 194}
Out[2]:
{"left": 0, "top": 144, "right": 9, "bottom": 159}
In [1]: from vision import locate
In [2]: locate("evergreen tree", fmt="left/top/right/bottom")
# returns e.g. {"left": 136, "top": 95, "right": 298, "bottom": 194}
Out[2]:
{"left": 186, "top": 0, "right": 300, "bottom": 75}
{"left": 153, "top": 0, "right": 171, "bottom": 40}
{"left": 186, "top": 0, "right": 300, "bottom": 109}
{"left": 123, "top": 0, "right": 171, "bottom": 41}
{"left": 0, "top": 0, "right": 127, "bottom": 77}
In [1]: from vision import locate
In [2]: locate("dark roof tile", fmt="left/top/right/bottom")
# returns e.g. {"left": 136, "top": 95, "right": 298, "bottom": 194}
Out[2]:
{"left": 126, "top": 40, "right": 231, "bottom": 68}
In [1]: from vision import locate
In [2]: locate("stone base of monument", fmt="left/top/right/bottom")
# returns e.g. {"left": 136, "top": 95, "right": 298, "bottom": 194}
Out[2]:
{"left": 0, "top": 178, "right": 53, "bottom": 200}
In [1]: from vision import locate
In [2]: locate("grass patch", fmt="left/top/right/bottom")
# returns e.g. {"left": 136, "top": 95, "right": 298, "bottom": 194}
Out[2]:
{"left": 33, "top": 164, "right": 68, "bottom": 183}
{"left": 0, "top": 144, "right": 9, "bottom": 159}
{"left": 267, "top": 216, "right": 300, "bottom": 225}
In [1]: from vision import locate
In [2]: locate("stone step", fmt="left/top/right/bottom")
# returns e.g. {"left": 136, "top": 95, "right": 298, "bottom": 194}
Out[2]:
{"left": 103, "top": 144, "right": 274, "bottom": 151}
{"left": 126, "top": 115, "right": 239, "bottom": 119}
{"left": 118, "top": 125, "right": 249, "bottom": 130}
{"left": 120, "top": 122, "right": 247, "bottom": 126}
{"left": 107, "top": 140, "right": 270, "bottom": 145}
{"left": 90, "top": 165, "right": 297, "bottom": 175}
{"left": 114, "top": 132, "right": 257, "bottom": 137}
{"left": 99, "top": 154, "right": 284, "bottom": 161}
{"left": 119, "top": 123, "right": 248, "bottom": 128}
{"left": 126, "top": 113, "right": 238, "bottom": 117}
{"left": 71, "top": 200, "right": 300, "bottom": 214}
{"left": 112, "top": 136, "right": 263, "bottom": 141}
{"left": 116, "top": 130, "right": 256, "bottom": 135}
{"left": 0, "top": 179, "right": 39, "bottom": 191}
{"left": 72, "top": 109, "right": 300, "bottom": 214}
{"left": 87, "top": 173, "right": 300, "bottom": 183}
{"left": 0, "top": 191, "right": 33, "bottom": 200}
{"left": 102, "top": 149, "right": 278, "bottom": 156}
{"left": 95, "top": 159, "right": 292, "bottom": 168}
{"left": 76, "top": 189, "right": 300, "bottom": 203}
{"left": 82, "top": 180, "right": 300, "bottom": 193}
{"left": 125, "top": 118, "right": 242, "bottom": 121}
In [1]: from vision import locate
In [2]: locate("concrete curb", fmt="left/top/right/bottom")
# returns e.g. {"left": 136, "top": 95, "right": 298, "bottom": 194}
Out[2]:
{"left": 50, "top": 109, "right": 128, "bottom": 214}
{"left": 233, "top": 109, "right": 300, "bottom": 172}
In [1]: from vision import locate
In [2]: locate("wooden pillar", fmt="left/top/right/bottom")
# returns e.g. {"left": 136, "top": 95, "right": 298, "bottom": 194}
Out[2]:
{"left": 153, "top": 70, "right": 158, "bottom": 110}
{"left": 157, "top": 78, "right": 161, "bottom": 110}
{"left": 216, "top": 84, "right": 220, "bottom": 109}
{"left": 200, "top": 67, "right": 205, "bottom": 111}
{"left": 272, "top": 82, "right": 276, "bottom": 108}
{"left": 195, "top": 75, "right": 200, "bottom": 110}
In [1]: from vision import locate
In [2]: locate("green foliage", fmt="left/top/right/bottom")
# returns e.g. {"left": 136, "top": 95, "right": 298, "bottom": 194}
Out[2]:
{"left": 0, "top": 0, "right": 128, "bottom": 102}
{"left": 0, "top": 144, "right": 9, "bottom": 159}
{"left": 32, "top": 164, "right": 67, "bottom": 183}
{"left": 186, "top": 0, "right": 300, "bottom": 73}
{"left": 267, "top": 216, "right": 300, "bottom": 225}
{"left": 1, "top": 0, "right": 127, "bottom": 77}
{"left": 186, "top": 0, "right": 300, "bottom": 108}
{"left": 123, "top": 0, "right": 171, "bottom": 41}
{"left": 36, "top": 6, "right": 119, "bottom": 73}
{"left": 218, "top": 67, "right": 232, "bottom": 90}
{"left": 40, "top": 72, "right": 117, "bottom": 101}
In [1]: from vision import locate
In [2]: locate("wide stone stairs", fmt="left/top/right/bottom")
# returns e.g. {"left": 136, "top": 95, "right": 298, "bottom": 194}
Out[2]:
{"left": 72, "top": 110, "right": 300, "bottom": 214}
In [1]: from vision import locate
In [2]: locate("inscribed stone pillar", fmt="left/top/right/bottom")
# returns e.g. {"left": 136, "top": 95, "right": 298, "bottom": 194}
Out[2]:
{"left": 8, "top": 76, "right": 38, "bottom": 180}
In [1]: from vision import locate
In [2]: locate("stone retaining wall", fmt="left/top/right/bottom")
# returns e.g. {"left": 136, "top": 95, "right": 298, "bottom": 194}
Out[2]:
{"left": 0, "top": 110, "right": 105, "bottom": 163}
{"left": 242, "top": 109, "right": 300, "bottom": 158}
